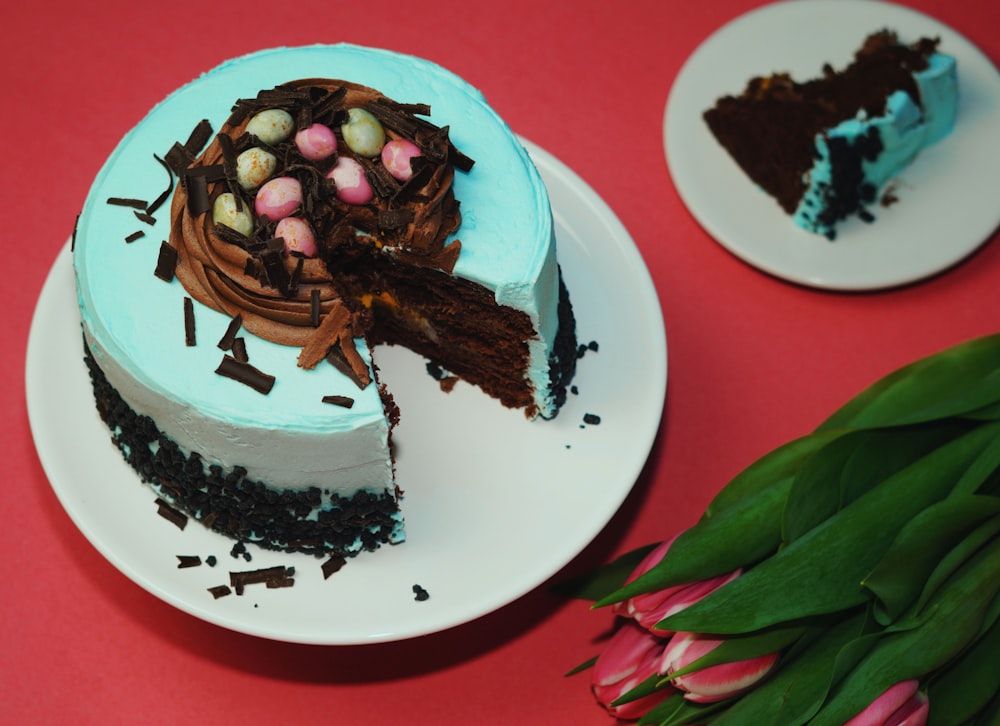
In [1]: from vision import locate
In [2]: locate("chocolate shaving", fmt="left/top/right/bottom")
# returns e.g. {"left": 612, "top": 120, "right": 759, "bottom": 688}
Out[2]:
{"left": 107, "top": 197, "right": 147, "bottom": 210}
{"left": 184, "top": 119, "right": 213, "bottom": 156}
{"left": 258, "top": 248, "right": 292, "bottom": 296}
{"left": 185, "top": 173, "right": 211, "bottom": 217}
{"left": 155, "top": 498, "right": 188, "bottom": 529}
{"left": 125, "top": 230, "right": 145, "bottom": 244}
{"left": 176, "top": 555, "right": 202, "bottom": 568}
{"left": 297, "top": 302, "right": 352, "bottom": 369}
{"left": 164, "top": 142, "right": 195, "bottom": 177}
{"left": 134, "top": 209, "right": 157, "bottom": 226}
{"left": 321, "top": 555, "right": 347, "bottom": 579}
{"left": 217, "top": 313, "right": 243, "bottom": 350}
{"left": 229, "top": 566, "right": 295, "bottom": 595}
{"left": 215, "top": 355, "right": 275, "bottom": 394}
{"left": 146, "top": 154, "right": 175, "bottom": 215}
{"left": 310, "top": 289, "right": 321, "bottom": 327}
{"left": 208, "top": 585, "right": 232, "bottom": 599}
{"left": 378, "top": 208, "right": 414, "bottom": 230}
{"left": 231, "top": 337, "right": 249, "bottom": 363}
{"left": 183, "top": 296, "right": 196, "bottom": 346}
{"left": 322, "top": 395, "right": 355, "bottom": 408}
{"left": 154, "top": 242, "right": 178, "bottom": 282}
{"left": 325, "top": 346, "right": 369, "bottom": 390}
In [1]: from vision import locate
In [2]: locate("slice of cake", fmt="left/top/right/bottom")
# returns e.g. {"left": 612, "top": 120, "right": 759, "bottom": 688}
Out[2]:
{"left": 703, "top": 31, "right": 958, "bottom": 239}
{"left": 74, "top": 44, "right": 577, "bottom": 559}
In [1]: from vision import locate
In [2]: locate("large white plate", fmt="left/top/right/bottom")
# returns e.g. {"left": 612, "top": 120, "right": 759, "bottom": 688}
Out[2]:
{"left": 665, "top": 0, "right": 1000, "bottom": 290}
{"left": 26, "top": 140, "right": 667, "bottom": 645}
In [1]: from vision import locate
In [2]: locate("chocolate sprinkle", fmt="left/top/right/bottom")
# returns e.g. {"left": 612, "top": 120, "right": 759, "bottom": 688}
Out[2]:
{"left": 125, "top": 230, "right": 145, "bottom": 244}
{"left": 208, "top": 585, "right": 232, "bottom": 599}
{"left": 107, "top": 197, "right": 147, "bottom": 210}
{"left": 153, "top": 242, "right": 178, "bottom": 282}
{"left": 322, "top": 395, "right": 355, "bottom": 408}
{"left": 412, "top": 584, "right": 430, "bottom": 602}
{"left": 231, "top": 337, "right": 249, "bottom": 363}
{"left": 176, "top": 555, "right": 202, "bottom": 568}
{"left": 155, "top": 498, "right": 188, "bottom": 529}
{"left": 183, "top": 296, "right": 196, "bottom": 346}
{"left": 583, "top": 413, "right": 602, "bottom": 426}
{"left": 321, "top": 555, "right": 347, "bottom": 579}
{"left": 215, "top": 355, "right": 276, "bottom": 394}
{"left": 217, "top": 313, "right": 243, "bottom": 351}
{"left": 229, "top": 566, "right": 295, "bottom": 595}
{"left": 134, "top": 210, "right": 157, "bottom": 226}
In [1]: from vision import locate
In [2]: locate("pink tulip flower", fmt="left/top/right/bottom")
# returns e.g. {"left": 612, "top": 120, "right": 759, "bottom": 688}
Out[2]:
{"left": 659, "top": 631, "right": 780, "bottom": 704}
{"left": 612, "top": 535, "right": 742, "bottom": 633}
{"left": 844, "top": 680, "right": 929, "bottom": 726}
{"left": 591, "top": 620, "right": 675, "bottom": 720}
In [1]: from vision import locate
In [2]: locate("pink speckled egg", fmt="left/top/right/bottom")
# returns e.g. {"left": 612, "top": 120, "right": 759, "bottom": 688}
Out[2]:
{"left": 254, "top": 176, "right": 302, "bottom": 221}
{"left": 295, "top": 123, "right": 337, "bottom": 162}
{"left": 381, "top": 139, "right": 422, "bottom": 181}
{"left": 275, "top": 217, "right": 317, "bottom": 258}
{"left": 326, "top": 157, "right": 373, "bottom": 205}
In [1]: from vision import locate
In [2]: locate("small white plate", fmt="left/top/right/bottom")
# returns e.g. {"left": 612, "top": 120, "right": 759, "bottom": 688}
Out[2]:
{"left": 26, "top": 140, "right": 667, "bottom": 645}
{"left": 665, "top": 0, "right": 1000, "bottom": 290}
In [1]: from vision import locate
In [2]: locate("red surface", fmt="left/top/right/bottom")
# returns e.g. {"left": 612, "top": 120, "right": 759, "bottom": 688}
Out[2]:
{"left": 5, "top": 0, "right": 1000, "bottom": 723}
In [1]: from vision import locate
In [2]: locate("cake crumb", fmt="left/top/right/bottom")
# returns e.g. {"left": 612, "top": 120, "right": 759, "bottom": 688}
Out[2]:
{"left": 412, "top": 584, "right": 430, "bottom": 601}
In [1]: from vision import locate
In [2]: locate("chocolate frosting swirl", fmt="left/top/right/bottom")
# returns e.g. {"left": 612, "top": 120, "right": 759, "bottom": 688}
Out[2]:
{"left": 169, "top": 78, "right": 471, "bottom": 370}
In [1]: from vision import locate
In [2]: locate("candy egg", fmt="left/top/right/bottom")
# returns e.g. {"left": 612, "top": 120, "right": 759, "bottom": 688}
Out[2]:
{"left": 381, "top": 139, "right": 422, "bottom": 181}
{"left": 212, "top": 192, "right": 254, "bottom": 236}
{"left": 326, "top": 157, "right": 373, "bottom": 205}
{"left": 275, "top": 217, "right": 317, "bottom": 258}
{"left": 294, "top": 123, "right": 337, "bottom": 161}
{"left": 246, "top": 108, "right": 295, "bottom": 145}
{"left": 236, "top": 147, "right": 277, "bottom": 190}
{"left": 340, "top": 108, "right": 385, "bottom": 157}
{"left": 254, "top": 176, "right": 303, "bottom": 221}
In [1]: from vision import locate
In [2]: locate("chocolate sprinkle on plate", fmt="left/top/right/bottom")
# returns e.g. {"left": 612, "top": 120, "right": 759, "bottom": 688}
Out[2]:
{"left": 208, "top": 585, "right": 232, "bottom": 599}
{"left": 583, "top": 413, "right": 602, "bottom": 426}
{"left": 412, "top": 584, "right": 430, "bottom": 602}
{"left": 176, "top": 555, "right": 202, "bottom": 568}
{"left": 321, "top": 555, "right": 347, "bottom": 579}
{"left": 154, "top": 242, "right": 178, "bottom": 282}
{"left": 215, "top": 355, "right": 276, "bottom": 394}
{"left": 229, "top": 566, "right": 295, "bottom": 595}
{"left": 155, "top": 498, "right": 188, "bottom": 530}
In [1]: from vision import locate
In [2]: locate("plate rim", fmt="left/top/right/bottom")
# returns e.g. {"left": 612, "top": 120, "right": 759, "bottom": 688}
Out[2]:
{"left": 26, "top": 138, "right": 667, "bottom": 645}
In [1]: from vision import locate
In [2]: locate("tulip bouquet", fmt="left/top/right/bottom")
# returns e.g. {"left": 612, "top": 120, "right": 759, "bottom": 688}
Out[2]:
{"left": 567, "top": 334, "right": 1000, "bottom": 725}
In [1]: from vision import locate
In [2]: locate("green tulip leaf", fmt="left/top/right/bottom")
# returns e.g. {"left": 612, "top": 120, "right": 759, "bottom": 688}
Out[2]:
{"left": 638, "top": 692, "right": 726, "bottom": 726}
{"left": 912, "top": 514, "right": 1000, "bottom": 617}
{"left": 658, "top": 422, "right": 1000, "bottom": 634}
{"left": 863, "top": 497, "right": 1000, "bottom": 624}
{"left": 783, "top": 422, "right": 970, "bottom": 544}
{"left": 819, "top": 334, "right": 1000, "bottom": 431}
{"left": 927, "top": 618, "right": 1000, "bottom": 725}
{"left": 809, "top": 535, "right": 1000, "bottom": 726}
{"left": 593, "top": 476, "right": 791, "bottom": 608}
{"left": 709, "top": 612, "right": 872, "bottom": 726}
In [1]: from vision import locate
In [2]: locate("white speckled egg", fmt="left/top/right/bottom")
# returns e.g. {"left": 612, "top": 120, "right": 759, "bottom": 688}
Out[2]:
{"left": 236, "top": 147, "right": 277, "bottom": 190}
{"left": 212, "top": 192, "right": 254, "bottom": 236}
{"left": 246, "top": 108, "right": 295, "bottom": 145}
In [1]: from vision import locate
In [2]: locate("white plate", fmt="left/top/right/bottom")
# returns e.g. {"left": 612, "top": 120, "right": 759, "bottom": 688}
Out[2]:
{"left": 26, "top": 140, "right": 667, "bottom": 645}
{"left": 665, "top": 0, "right": 1000, "bottom": 290}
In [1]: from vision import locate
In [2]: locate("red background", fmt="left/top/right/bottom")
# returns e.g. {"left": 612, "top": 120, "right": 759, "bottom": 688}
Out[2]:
{"left": 4, "top": 0, "right": 999, "bottom": 723}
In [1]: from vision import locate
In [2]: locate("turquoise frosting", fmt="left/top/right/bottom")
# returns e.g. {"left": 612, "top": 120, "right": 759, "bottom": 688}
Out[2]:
{"left": 793, "top": 52, "right": 958, "bottom": 237}
{"left": 74, "top": 45, "right": 560, "bottom": 497}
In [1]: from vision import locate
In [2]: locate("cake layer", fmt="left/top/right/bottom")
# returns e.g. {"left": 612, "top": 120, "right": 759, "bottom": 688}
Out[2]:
{"left": 74, "top": 44, "right": 569, "bottom": 556}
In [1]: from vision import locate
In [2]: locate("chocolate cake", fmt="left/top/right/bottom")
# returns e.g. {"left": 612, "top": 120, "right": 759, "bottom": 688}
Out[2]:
{"left": 703, "top": 31, "right": 958, "bottom": 239}
{"left": 74, "top": 45, "right": 577, "bottom": 559}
